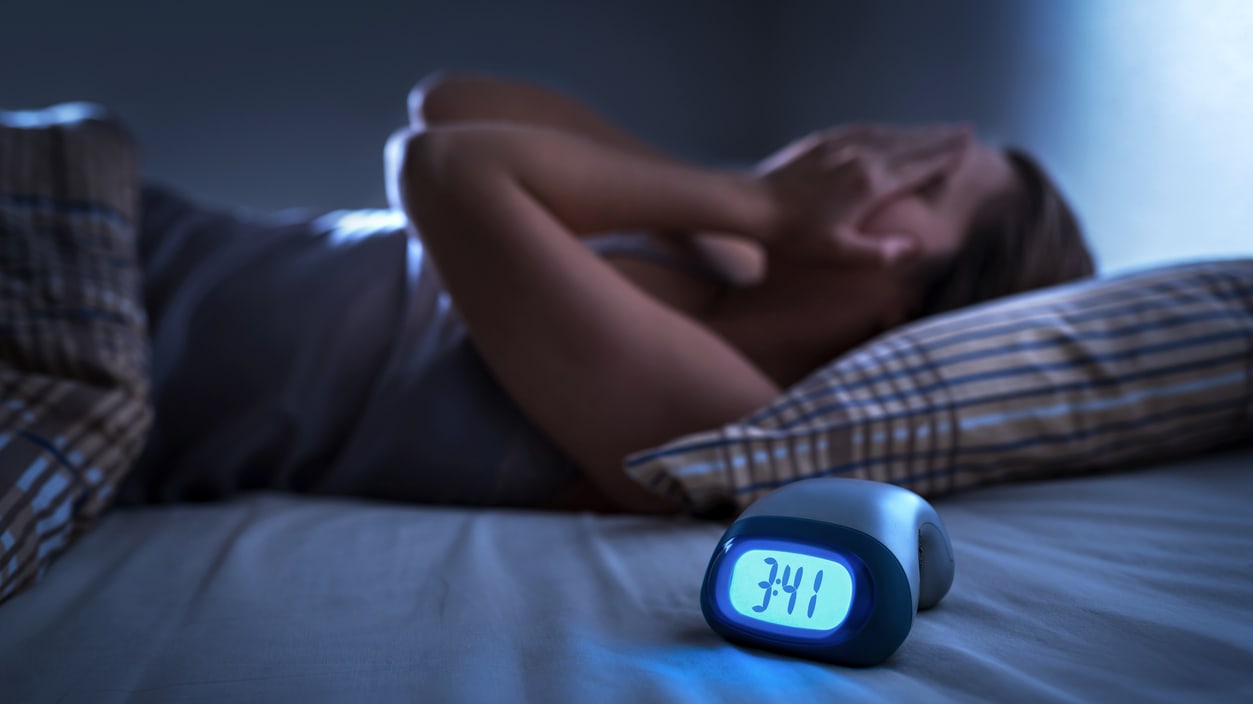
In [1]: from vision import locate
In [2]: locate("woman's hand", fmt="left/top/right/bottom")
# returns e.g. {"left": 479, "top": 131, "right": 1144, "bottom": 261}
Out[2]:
{"left": 756, "top": 124, "right": 970, "bottom": 267}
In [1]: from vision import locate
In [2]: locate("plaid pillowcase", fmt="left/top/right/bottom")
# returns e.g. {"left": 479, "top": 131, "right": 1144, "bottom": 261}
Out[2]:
{"left": 0, "top": 104, "right": 151, "bottom": 602}
{"left": 626, "top": 259, "right": 1253, "bottom": 513}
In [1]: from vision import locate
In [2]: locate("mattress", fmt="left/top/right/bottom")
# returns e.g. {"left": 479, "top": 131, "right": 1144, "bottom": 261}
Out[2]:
{"left": 2, "top": 448, "right": 1251, "bottom": 703}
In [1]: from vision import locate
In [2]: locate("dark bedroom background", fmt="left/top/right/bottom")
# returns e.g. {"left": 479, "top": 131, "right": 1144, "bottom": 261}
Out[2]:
{"left": 3, "top": 0, "right": 1251, "bottom": 272}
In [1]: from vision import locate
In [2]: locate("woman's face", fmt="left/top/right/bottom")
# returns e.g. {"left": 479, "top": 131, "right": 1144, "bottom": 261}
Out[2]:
{"left": 860, "top": 137, "right": 1020, "bottom": 262}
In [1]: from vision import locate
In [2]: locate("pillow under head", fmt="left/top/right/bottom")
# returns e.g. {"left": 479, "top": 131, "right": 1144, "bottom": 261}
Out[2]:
{"left": 626, "top": 258, "right": 1253, "bottom": 514}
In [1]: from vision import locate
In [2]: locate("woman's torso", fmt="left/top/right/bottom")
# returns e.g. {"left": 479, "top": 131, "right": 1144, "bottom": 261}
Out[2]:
{"left": 120, "top": 187, "right": 741, "bottom": 509}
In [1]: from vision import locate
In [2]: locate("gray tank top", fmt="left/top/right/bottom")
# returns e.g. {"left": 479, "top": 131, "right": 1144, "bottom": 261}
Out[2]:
{"left": 120, "top": 187, "right": 723, "bottom": 508}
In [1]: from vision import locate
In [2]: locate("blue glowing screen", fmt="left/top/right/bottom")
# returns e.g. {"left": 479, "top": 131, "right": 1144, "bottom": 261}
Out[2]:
{"left": 727, "top": 548, "right": 853, "bottom": 631}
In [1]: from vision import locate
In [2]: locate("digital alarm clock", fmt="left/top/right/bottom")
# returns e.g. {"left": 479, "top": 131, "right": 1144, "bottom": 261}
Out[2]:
{"left": 700, "top": 478, "right": 955, "bottom": 666}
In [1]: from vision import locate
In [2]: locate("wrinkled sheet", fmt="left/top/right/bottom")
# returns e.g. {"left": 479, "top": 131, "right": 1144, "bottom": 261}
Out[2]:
{"left": 2, "top": 448, "right": 1251, "bottom": 703}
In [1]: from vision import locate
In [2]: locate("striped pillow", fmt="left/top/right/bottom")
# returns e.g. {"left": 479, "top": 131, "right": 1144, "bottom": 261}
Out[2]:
{"left": 0, "top": 104, "right": 151, "bottom": 603}
{"left": 626, "top": 259, "right": 1253, "bottom": 513}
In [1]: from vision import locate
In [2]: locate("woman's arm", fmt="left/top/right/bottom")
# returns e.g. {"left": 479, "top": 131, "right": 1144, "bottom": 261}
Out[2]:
{"left": 390, "top": 125, "right": 782, "bottom": 512}
{"left": 409, "top": 71, "right": 766, "bottom": 283}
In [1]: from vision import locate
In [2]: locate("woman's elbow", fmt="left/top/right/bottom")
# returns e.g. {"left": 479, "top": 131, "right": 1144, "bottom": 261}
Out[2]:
{"left": 408, "top": 70, "right": 451, "bottom": 127}
{"left": 408, "top": 70, "right": 485, "bottom": 129}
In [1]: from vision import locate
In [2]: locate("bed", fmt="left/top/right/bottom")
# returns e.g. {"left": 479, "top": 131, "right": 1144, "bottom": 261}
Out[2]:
{"left": 4, "top": 104, "right": 1253, "bottom": 704}
{"left": 2, "top": 446, "right": 1251, "bottom": 703}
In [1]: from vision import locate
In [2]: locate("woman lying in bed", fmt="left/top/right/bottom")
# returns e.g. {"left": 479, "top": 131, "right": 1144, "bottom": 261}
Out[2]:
{"left": 125, "top": 72, "right": 1094, "bottom": 515}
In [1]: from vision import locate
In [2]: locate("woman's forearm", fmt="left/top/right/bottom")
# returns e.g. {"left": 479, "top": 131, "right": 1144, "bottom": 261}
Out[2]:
{"left": 410, "top": 72, "right": 769, "bottom": 284}
{"left": 404, "top": 125, "right": 778, "bottom": 242}
{"left": 392, "top": 125, "right": 781, "bottom": 512}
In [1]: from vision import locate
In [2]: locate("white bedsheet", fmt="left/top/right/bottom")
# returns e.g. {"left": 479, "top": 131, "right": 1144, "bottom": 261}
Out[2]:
{"left": 2, "top": 448, "right": 1251, "bottom": 703}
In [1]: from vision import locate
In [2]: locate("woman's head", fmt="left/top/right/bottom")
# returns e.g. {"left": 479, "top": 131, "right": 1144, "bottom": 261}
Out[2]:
{"left": 914, "top": 148, "right": 1093, "bottom": 318}
{"left": 858, "top": 137, "right": 1094, "bottom": 321}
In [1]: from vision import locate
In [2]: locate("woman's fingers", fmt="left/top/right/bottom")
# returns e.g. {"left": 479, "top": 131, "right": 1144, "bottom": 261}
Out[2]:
{"left": 829, "top": 224, "right": 904, "bottom": 267}
{"left": 819, "top": 123, "right": 966, "bottom": 160}
{"left": 884, "top": 132, "right": 969, "bottom": 195}
{"left": 818, "top": 125, "right": 968, "bottom": 184}
{"left": 833, "top": 127, "right": 969, "bottom": 207}
{"left": 887, "top": 128, "right": 969, "bottom": 167}
{"left": 757, "top": 122, "right": 974, "bottom": 266}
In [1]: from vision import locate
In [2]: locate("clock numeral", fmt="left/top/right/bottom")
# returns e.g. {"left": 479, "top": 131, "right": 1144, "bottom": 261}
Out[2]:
{"left": 753, "top": 557, "right": 779, "bottom": 613}
{"left": 807, "top": 569, "right": 824, "bottom": 618}
{"left": 781, "top": 565, "right": 804, "bottom": 615}
{"left": 748, "top": 554, "right": 836, "bottom": 622}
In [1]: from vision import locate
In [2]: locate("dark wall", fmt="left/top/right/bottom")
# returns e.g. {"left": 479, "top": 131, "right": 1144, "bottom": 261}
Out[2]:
{"left": 761, "top": 0, "right": 1030, "bottom": 140}
{"left": 5, "top": 0, "right": 1253, "bottom": 270}
{"left": 0, "top": 0, "right": 1052, "bottom": 213}
{"left": 761, "top": 0, "right": 1253, "bottom": 272}
{"left": 2, "top": 0, "right": 771, "bottom": 212}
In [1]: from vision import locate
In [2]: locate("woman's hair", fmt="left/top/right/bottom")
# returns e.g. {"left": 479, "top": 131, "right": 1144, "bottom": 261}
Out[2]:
{"left": 912, "top": 148, "right": 1095, "bottom": 320}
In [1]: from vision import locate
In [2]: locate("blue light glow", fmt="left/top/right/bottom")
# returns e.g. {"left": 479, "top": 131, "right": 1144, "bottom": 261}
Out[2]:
{"left": 728, "top": 548, "right": 853, "bottom": 631}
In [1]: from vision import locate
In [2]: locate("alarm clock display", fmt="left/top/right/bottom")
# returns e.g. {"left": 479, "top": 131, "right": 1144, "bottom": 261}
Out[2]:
{"left": 701, "top": 478, "right": 955, "bottom": 667}
{"left": 717, "top": 538, "right": 856, "bottom": 636}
